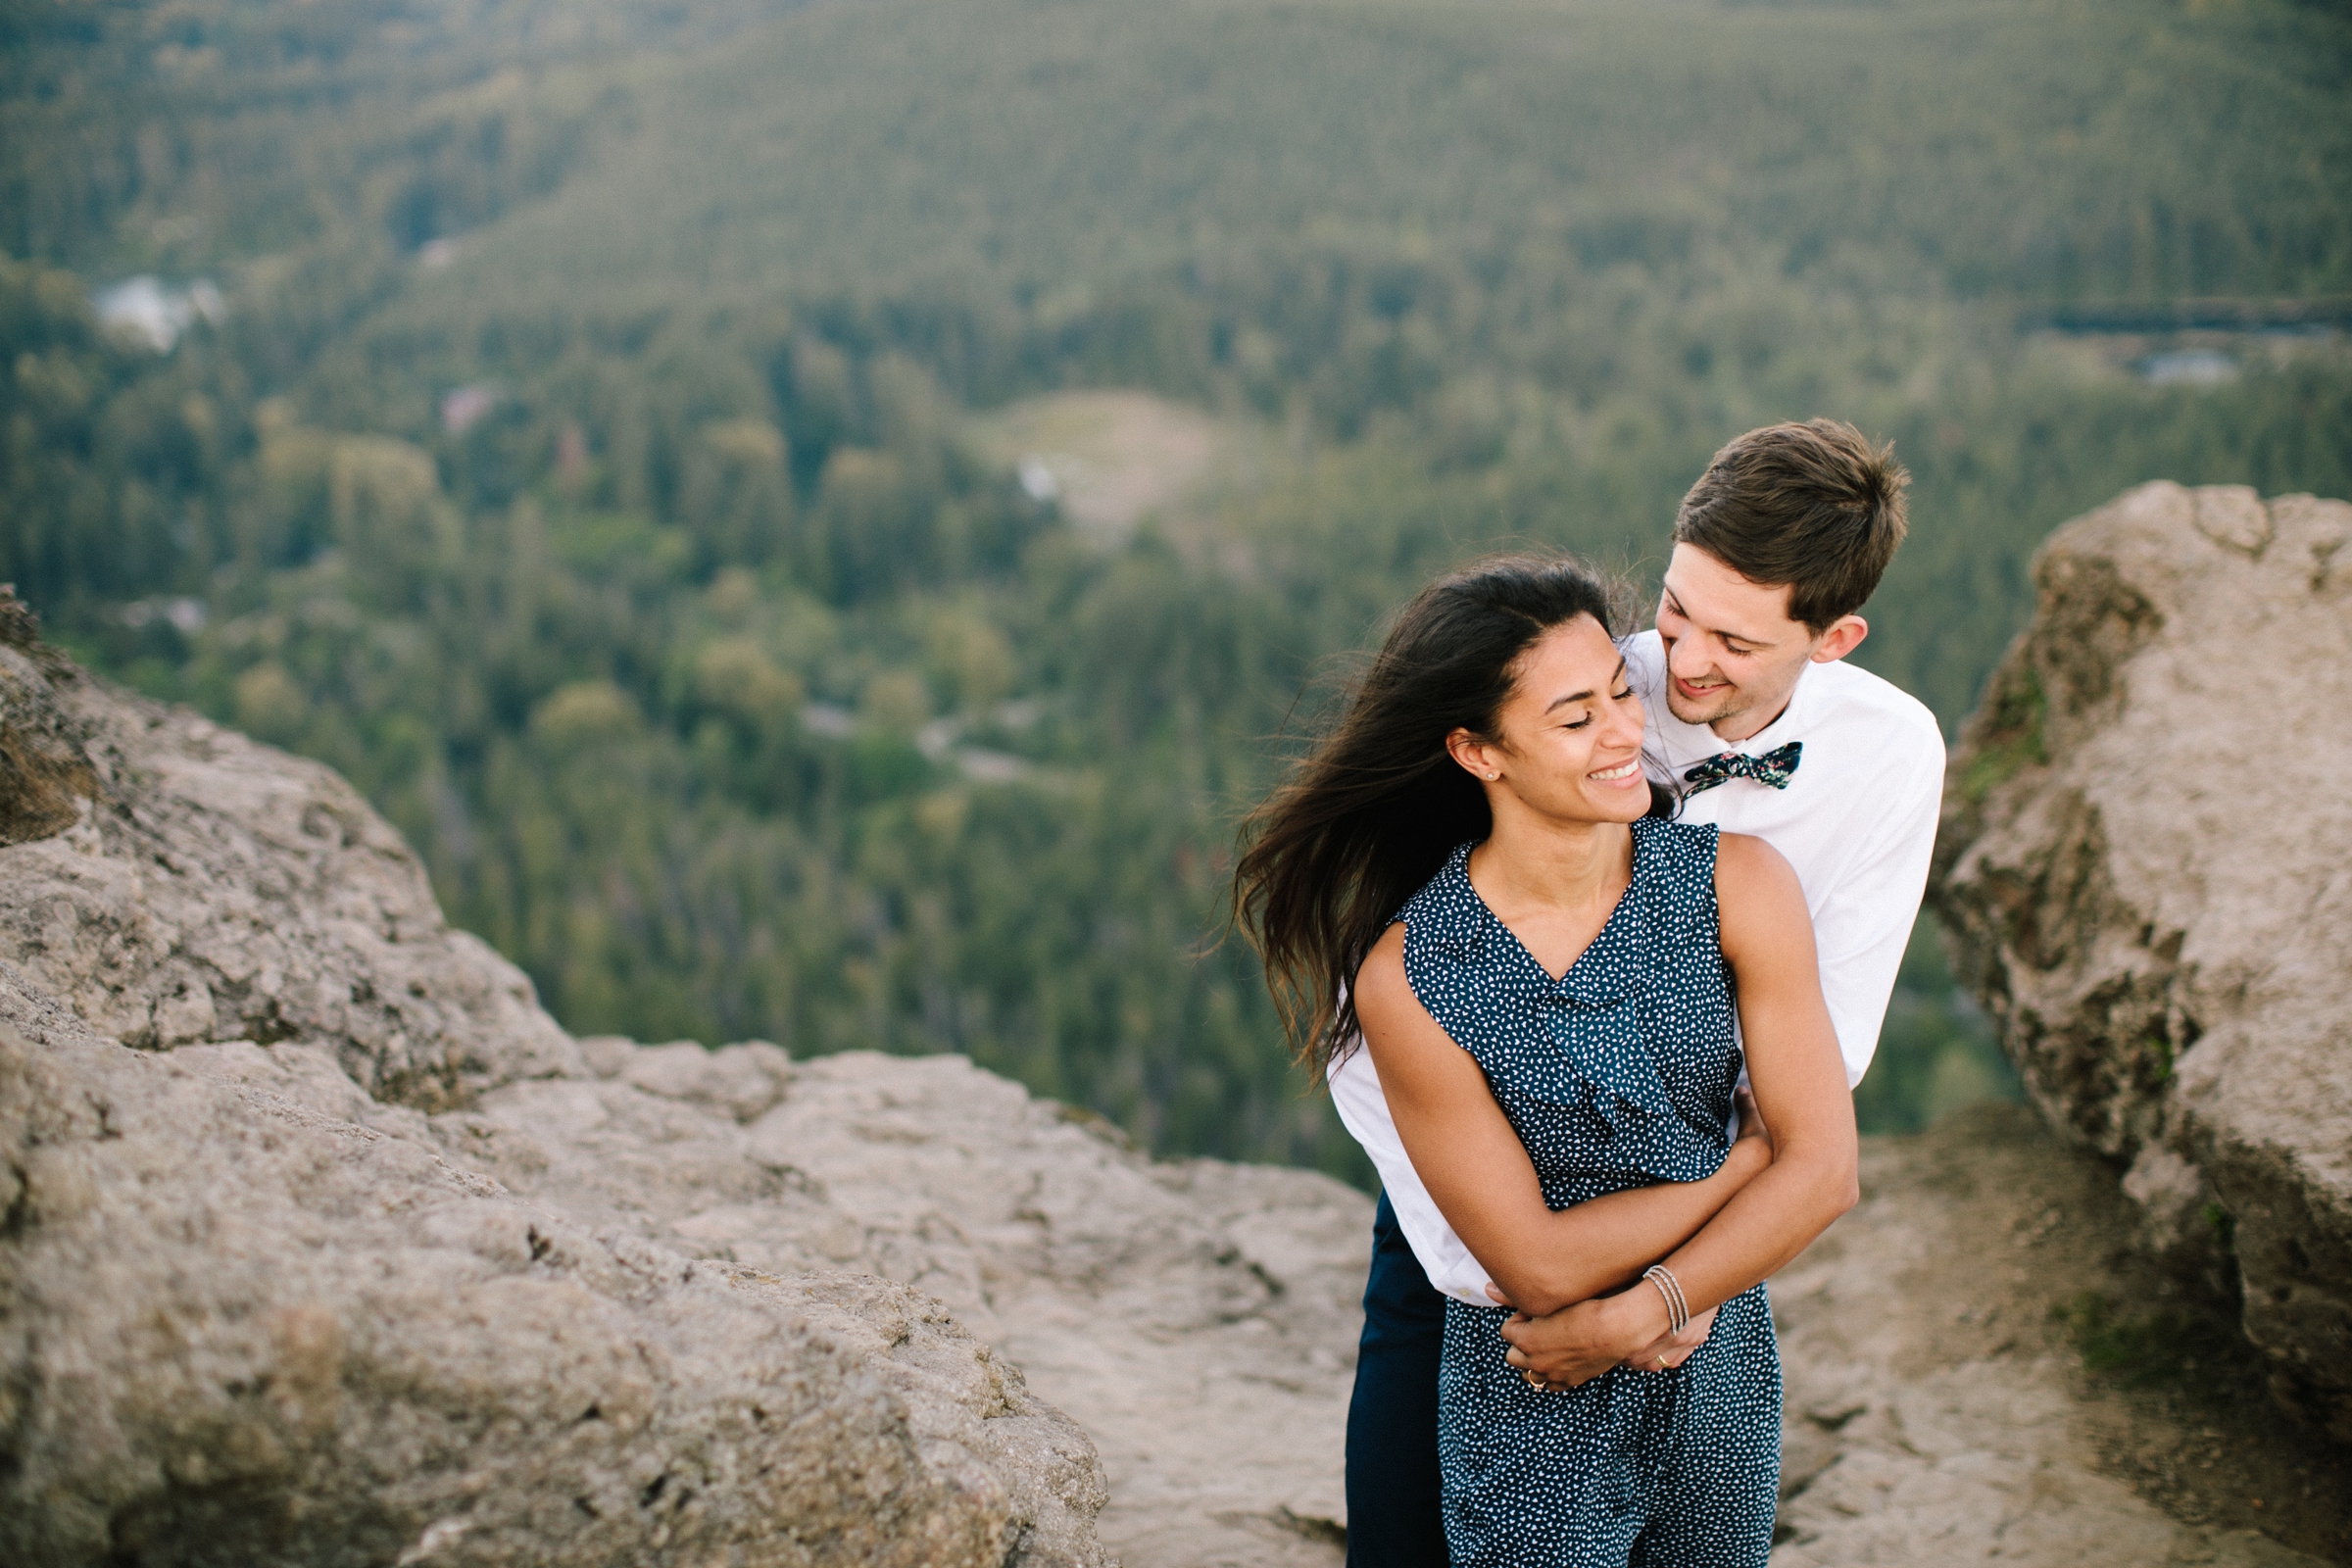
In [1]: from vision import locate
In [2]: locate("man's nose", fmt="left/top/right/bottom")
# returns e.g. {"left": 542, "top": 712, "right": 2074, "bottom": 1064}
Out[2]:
{"left": 1668, "top": 634, "right": 1712, "bottom": 681}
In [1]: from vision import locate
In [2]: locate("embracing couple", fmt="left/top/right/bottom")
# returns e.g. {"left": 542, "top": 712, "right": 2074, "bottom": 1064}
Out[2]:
{"left": 1234, "top": 419, "right": 1944, "bottom": 1566}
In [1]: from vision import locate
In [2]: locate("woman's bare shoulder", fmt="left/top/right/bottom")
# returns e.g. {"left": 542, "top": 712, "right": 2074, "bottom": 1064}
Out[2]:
{"left": 1353, "top": 921, "right": 1411, "bottom": 1014}
{"left": 1711, "top": 831, "right": 1805, "bottom": 920}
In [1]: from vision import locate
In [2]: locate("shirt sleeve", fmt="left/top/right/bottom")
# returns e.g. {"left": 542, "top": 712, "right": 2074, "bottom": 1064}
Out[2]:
{"left": 1809, "top": 736, "right": 1945, "bottom": 1087}
{"left": 1326, "top": 1041, "right": 1498, "bottom": 1305}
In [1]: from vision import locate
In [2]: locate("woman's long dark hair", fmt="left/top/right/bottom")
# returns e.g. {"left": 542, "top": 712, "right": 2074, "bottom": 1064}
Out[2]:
{"left": 1232, "top": 553, "right": 1670, "bottom": 1076}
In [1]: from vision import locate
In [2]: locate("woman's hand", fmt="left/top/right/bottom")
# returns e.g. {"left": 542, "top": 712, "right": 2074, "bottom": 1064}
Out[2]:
{"left": 1491, "top": 1281, "right": 1669, "bottom": 1389}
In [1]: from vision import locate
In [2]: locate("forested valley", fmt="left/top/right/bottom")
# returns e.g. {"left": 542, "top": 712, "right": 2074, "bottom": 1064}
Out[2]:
{"left": 6, "top": 0, "right": 2349, "bottom": 1179}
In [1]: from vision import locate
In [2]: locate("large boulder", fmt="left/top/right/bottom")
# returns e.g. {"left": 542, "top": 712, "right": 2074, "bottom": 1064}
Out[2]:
{"left": 1933, "top": 482, "right": 2352, "bottom": 1439}
{"left": 0, "top": 595, "right": 1112, "bottom": 1566}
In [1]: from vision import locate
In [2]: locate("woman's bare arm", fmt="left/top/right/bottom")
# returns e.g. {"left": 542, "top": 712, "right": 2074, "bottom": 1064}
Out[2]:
{"left": 1500, "top": 832, "right": 1859, "bottom": 1385}
{"left": 1356, "top": 923, "right": 1771, "bottom": 1318}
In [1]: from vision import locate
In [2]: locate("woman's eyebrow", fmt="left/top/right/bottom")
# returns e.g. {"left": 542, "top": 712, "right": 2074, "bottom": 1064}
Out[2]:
{"left": 1544, "top": 658, "right": 1629, "bottom": 713}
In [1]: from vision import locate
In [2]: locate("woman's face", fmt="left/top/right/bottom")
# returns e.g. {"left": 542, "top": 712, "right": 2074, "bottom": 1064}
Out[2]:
{"left": 1451, "top": 613, "right": 1649, "bottom": 826}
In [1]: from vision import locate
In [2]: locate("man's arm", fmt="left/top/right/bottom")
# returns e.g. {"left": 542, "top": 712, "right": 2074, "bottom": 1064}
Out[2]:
{"left": 1355, "top": 923, "right": 1770, "bottom": 1319}
{"left": 1809, "top": 734, "right": 1945, "bottom": 1086}
{"left": 1327, "top": 1042, "right": 1497, "bottom": 1302}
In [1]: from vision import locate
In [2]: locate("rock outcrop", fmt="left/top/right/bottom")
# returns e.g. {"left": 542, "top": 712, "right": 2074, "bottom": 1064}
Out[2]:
{"left": 1933, "top": 482, "right": 2352, "bottom": 1440}
{"left": 0, "top": 595, "right": 575, "bottom": 1103}
{"left": 7, "top": 580, "right": 2346, "bottom": 1565}
{"left": 1773, "top": 1104, "right": 2339, "bottom": 1568}
{"left": 0, "top": 592, "right": 1365, "bottom": 1566}
{"left": 0, "top": 595, "right": 1113, "bottom": 1567}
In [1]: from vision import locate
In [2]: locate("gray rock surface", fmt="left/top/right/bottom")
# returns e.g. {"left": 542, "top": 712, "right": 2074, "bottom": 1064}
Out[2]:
{"left": 1933, "top": 482, "right": 2352, "bottom": 1439}
{"left": 176, "top": 1029, "right": 1365, "bottom": 1568}
{"left": 0, "top": 979, "right": 1105, "bottom": 1567}
{"left": 198, "top": 1012, "right": 1369, "bottom": 1564}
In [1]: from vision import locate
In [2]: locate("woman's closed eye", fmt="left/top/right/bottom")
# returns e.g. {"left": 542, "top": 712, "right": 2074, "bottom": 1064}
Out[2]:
{"left": 1562, "top": 687, "right": 1636, "bottom": 729}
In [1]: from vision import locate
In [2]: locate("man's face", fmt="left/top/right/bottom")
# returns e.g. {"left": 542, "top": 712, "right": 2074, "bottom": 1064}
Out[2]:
{"left": 1654, "top": 544, "right": 1843, "bottom": 741}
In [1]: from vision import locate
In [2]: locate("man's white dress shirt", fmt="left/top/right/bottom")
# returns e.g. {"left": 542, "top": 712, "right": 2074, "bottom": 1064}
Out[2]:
{"left": 1327, "top": 630, "right": 1946, "bottom": 1304}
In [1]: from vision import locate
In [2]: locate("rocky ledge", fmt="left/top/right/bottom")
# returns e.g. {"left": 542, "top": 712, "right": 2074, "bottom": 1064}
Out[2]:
{"left": 0, "top": 592, "right": 1360, "bottom": 1566}
{"left": 1934, "top": 483, "right": 2352, "bottom": 1441}
{"left": 3, "top": 583, "right": 2346, "bottom": 1566}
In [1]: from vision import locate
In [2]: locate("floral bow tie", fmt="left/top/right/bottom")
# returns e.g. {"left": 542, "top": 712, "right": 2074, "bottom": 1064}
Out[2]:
{"left": 1682, "top": 740, "right": 1802, "bottom": 796}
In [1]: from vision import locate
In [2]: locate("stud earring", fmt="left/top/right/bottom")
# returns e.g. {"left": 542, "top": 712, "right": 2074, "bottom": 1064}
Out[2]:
{"left": 1487, "top": 771, "right": 1499, "bottom": 780}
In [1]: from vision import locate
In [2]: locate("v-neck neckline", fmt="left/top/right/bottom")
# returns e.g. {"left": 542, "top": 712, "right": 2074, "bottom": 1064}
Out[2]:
{"left": 1457, "top": 825, "right": 1646, "bottom": 990}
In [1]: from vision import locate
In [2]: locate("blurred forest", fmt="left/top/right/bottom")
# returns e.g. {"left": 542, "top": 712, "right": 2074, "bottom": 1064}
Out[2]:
{"left": 5, "top": 0, "right": 2349, "bottom": 1179}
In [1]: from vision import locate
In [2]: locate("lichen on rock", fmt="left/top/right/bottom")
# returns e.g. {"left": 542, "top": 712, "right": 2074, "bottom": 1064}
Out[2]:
{"left": 0, "top": 590, "right": 98, "bottom": 847}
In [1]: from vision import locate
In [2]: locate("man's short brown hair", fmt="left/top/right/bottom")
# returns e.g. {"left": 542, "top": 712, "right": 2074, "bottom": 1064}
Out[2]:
{"left": 1673, "top": 419, "right": 1909, "bottom": 632}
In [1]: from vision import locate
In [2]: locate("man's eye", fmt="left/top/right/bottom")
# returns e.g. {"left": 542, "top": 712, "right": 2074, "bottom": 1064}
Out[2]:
{"left": 1612, "top": 687, "right": 1634, "bottom": 701}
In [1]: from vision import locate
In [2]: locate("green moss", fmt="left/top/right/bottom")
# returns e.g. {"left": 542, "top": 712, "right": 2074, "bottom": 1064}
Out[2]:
{"left": 1957, "top": 666, "right": 2048, "bottom": 805}
{"left": 2056, "top": 1292, "right": 2239, "bottom": 1396}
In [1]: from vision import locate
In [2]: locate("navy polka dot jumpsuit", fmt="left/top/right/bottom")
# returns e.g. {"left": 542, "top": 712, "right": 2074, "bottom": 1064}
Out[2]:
{"left": 1396, "top": 821, "right": 1780, "bottom": 1567}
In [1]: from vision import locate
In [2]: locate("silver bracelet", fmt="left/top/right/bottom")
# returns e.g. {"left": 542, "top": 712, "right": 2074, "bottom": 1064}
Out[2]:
{"left": 1642, "top": 1264, "right": 1690, "bottom": 1335}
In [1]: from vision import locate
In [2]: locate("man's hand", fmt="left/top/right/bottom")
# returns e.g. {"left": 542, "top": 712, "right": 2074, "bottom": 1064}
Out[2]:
{"left": 1486, "top": 1089, "right": 1765, "bottom": 1386}
{"left": 1496, "top": 1091, "right": 1756, "bottom": 1383}
{"left": 1734, "top": 1085, "right": 1772, "bottom": 1156}
{"left": 1490, "top": 1283, "right": 1668, "bottom": 1390}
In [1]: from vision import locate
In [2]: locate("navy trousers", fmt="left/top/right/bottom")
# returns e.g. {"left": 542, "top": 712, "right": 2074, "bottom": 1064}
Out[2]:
{"left": 1347, "top": 1191, "right": 1452, "bottom": 1566}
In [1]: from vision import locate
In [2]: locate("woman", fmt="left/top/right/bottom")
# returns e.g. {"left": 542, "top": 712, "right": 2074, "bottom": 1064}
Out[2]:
{"left": 1234, "top": 555, "right": 1856, "bottom": 1566}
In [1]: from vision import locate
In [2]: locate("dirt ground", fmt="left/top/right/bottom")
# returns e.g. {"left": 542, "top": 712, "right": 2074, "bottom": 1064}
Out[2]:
{"left": 1779, "top": 1102, "right": 2351, "bottom": 1564}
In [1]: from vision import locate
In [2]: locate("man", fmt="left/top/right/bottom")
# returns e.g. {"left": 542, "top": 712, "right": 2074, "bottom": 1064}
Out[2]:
{"left": 1329, "top": 418, "right": 1945, "bottom": 1563}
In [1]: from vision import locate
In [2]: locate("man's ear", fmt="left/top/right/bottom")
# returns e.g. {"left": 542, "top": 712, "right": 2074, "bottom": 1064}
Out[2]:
{"left": 1810, "top": 614, "right": 1868, "bottom": 663}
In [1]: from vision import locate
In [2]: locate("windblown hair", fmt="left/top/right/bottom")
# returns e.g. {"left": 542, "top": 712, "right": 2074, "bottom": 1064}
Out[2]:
{"left": 1231, "top": 553, "right": 1666, "bottom": 1077}
{"left": 1674, "top": 418, "right": 1909, "bottom": 632}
